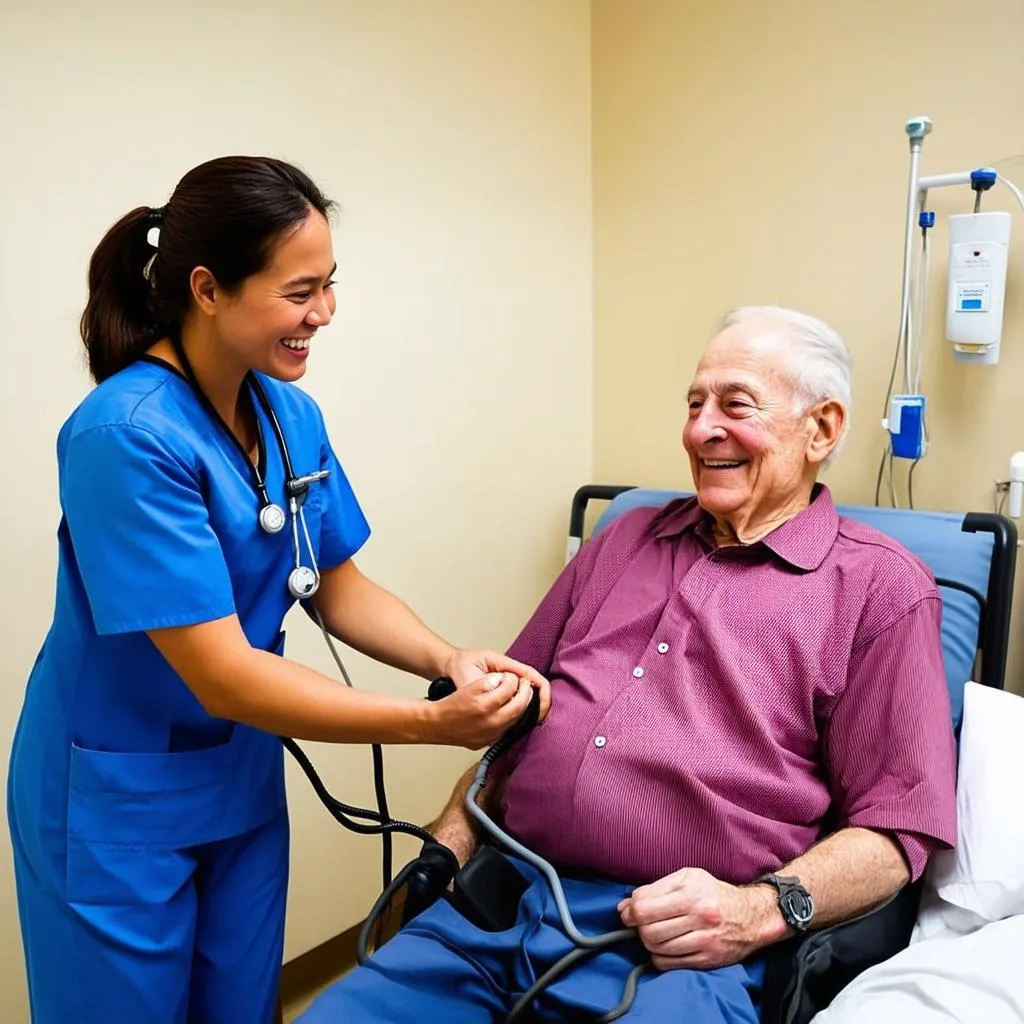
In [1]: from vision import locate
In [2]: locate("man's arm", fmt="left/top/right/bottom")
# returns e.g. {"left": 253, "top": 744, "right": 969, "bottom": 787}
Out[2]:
{"left": 425, "top": 764, "right": 509, "bottom": 868}
{"left": 620, "top": 590, "right": 954, "bottom": 972}
{"left": 823, "top": 593, "right": 956, "bottom": 880}
{"left": 748, "top": 825, "right": 910, "bottom": 932}
{"left": 618, "top": 825, "right": 907, "bottom": 971}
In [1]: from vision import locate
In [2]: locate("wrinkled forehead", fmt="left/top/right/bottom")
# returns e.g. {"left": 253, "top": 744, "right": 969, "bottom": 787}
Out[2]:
{"left": 688, "top": 321, "right": 798, "bottom": 398}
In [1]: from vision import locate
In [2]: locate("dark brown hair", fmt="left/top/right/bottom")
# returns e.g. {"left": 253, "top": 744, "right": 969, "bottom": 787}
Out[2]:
{"left": 79, "top": 156, "right": 334, "bottom": 382}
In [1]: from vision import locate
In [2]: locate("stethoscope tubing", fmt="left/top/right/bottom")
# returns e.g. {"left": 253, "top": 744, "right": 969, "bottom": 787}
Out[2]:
{"left": 167, "top": 338, "right": 323, "bottom": 598}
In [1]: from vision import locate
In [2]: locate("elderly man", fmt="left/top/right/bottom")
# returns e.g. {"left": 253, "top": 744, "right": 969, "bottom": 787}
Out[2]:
{"left": 299, "top": 307, "right": 957, "bottom": 1023}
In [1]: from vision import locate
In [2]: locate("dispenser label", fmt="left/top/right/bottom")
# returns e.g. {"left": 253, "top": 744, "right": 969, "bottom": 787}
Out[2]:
{"left": 956, "top": 282, "right": 990, "bottom": 312}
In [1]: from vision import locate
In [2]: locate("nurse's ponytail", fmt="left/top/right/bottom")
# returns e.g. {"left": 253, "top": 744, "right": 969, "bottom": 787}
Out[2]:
{"left": 80, "top": 206, "right": 164, "bottom": 383}
{"left": 79, "top": 157, "right": 334, "bottom": 384}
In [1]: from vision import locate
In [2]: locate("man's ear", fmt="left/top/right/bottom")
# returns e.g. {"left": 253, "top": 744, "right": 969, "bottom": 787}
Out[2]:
{"left": 806, "top": 400, "right": 845, "bottom": 465}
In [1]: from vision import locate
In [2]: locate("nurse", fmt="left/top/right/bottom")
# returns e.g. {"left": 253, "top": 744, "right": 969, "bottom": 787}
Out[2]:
{"left": 8, "top": 155, "right": 549, "bottom": 1024}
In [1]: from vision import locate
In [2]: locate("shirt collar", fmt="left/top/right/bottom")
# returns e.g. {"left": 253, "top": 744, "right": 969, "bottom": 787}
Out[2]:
{"left": 652, "top": 484, "right": 839, "bottom": 571}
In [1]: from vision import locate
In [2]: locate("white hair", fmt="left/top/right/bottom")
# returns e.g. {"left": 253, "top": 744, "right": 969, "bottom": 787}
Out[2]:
{"left": 719, "top": 305, "right": 852, "bottom": 466}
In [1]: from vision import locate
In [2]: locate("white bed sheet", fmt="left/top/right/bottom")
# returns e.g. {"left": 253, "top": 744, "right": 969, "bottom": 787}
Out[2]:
{"left": 811, "top": 914, "right": 1024, "bottom": 1023}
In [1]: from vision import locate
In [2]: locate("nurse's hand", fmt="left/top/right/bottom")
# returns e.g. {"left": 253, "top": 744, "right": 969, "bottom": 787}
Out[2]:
{"left": 442, "top": 648, "right": 551, "bottom": 723}
{"left": 425, "top": 671, "right": 536, "bottom": 749}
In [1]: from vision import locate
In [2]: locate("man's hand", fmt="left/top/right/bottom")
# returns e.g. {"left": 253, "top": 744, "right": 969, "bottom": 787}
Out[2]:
{"left": 442, "top": 648, "right": 551, "bottom": 722}
{"left": 617, "top": 868, "right": 785, "bottom": 971}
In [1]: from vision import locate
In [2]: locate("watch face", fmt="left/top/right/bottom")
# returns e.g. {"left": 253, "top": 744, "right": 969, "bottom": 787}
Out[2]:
{"left": 781, "top": 888, "right": 815, "bottom": 927}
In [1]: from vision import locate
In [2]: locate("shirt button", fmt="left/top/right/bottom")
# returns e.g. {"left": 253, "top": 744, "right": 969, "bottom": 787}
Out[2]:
{"left": 594, "top": 736, "right": 607, "bottom": 748}
{"left": 657, "top": 642, "right": 669, "bottom": 654}
{"left": 633, "top": 667, "right": 644, "bottom": 678}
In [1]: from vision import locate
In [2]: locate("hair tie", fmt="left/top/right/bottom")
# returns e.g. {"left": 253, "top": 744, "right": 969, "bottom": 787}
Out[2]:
{"left": 142, "top": 207, "right": 163, "bottom": 282}
{"left": 143, "top": 206, "right": 165, "bottom": 279}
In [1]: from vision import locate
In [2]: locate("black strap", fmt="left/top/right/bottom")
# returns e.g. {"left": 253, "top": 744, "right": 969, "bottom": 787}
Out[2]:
{"left": 247, "top": 372, "right": 296, "bottom": 482}
{"left": 167, "top": 336, "right": 270, "bottom": 498}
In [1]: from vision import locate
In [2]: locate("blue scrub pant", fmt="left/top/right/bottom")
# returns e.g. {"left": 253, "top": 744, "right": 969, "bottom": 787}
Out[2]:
{"left": 299, "top": 854, "right": 764, "bottom": 1023}
{"left": 11, "top": 811, "right": 289, "bottom": 1023}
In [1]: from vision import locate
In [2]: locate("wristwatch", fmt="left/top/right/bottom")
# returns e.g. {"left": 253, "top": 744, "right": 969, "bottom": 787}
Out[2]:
{"left": 757, "top": 873, "right": 815, "bottom": 932}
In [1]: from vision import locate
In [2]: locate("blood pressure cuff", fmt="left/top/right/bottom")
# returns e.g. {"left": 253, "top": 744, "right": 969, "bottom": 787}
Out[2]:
{"left": 443, "top": 844, "right": 530, "bottom": 933}
{"left": 400, "top": 842, "right": 460, "bottom": 927}
{"left": 759, "top": 879, "right": 923, "bottom": 1024}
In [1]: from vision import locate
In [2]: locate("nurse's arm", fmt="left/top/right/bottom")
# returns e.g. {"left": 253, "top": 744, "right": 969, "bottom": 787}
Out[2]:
{"left": 306, "top": 558, "right": 455, "bottom": 680}
{"left": 306, "top": 560, "right": 549, "bottom": 713}
{"left": 147, "top": 614, "right": 534, "bottom": 748}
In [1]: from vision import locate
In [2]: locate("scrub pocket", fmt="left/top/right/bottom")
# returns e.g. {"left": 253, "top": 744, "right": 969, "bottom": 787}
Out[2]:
{"left": 66, "top": 719, "right": 285, "bottom": 904}
{"left": 65, "top": 630, "right": 288, "bottom": 905}
{"left": 65, "top": 730, "right": 238, "bottom": 905}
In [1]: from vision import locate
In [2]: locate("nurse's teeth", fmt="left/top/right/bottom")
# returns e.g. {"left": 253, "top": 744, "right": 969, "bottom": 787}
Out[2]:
{"left": 282, "top": 338, "right": 310, "bottom": 350}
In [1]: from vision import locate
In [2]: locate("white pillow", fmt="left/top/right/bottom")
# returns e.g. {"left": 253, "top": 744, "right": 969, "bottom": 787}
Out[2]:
{"left": 919, "top": 680, "right": 1024, "bottom": 928}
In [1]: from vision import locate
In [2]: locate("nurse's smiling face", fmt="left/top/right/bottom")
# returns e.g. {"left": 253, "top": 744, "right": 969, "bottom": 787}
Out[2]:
{"left": 192, "top": 210, "right": 338, "bottom": 382}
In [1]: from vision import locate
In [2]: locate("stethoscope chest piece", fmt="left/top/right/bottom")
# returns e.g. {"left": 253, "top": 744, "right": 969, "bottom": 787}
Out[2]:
{"left": 259, "top": 503, "right": 287, "bottom": 534}
{"left": 288, "top": 565, "right": 320, "bottom": 599}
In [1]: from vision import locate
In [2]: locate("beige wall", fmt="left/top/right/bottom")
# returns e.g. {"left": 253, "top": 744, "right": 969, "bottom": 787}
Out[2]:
{"left": 592, "top": 0, "right": 1024, "bottom": 691}
{"left": 0, "top": 0, "right": 592, "bottom": 1016}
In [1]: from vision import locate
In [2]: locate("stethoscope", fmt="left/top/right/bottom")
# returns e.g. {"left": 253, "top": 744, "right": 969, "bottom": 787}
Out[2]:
{"left": 169, "top": 337, "right": 328, "bottom": 600}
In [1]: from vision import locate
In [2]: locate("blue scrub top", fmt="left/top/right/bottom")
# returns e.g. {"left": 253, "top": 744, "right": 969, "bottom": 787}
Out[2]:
{"left": 9, "top": 359, "right": 371, "bottom": 869}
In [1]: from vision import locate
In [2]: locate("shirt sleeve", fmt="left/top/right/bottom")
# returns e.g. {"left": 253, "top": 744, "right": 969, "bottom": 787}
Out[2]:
{"left": 497, "top": 517, "right": 627, "bottom": 778}
{"left": 505, "top": 507, "right": 654, "bottom": 673}
{"left": 62, "top": 424, "right": 236, "bottom": 635}
{"left": 491, "top": 555, "right": 582, "bottom": 782}
{"left": 824, "top": 594, "right": 958, "bottom": 880}
{"left": 315, "top": 419, "right": 371, "bottom": 571}
{"left": 506, "top": 555, "right": 583, "bottom": 676}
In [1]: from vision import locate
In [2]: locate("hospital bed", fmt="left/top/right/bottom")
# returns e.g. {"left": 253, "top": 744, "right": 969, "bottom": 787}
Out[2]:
{"left": 567, "top": 485, "right": 1017, "bottom": 1024}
